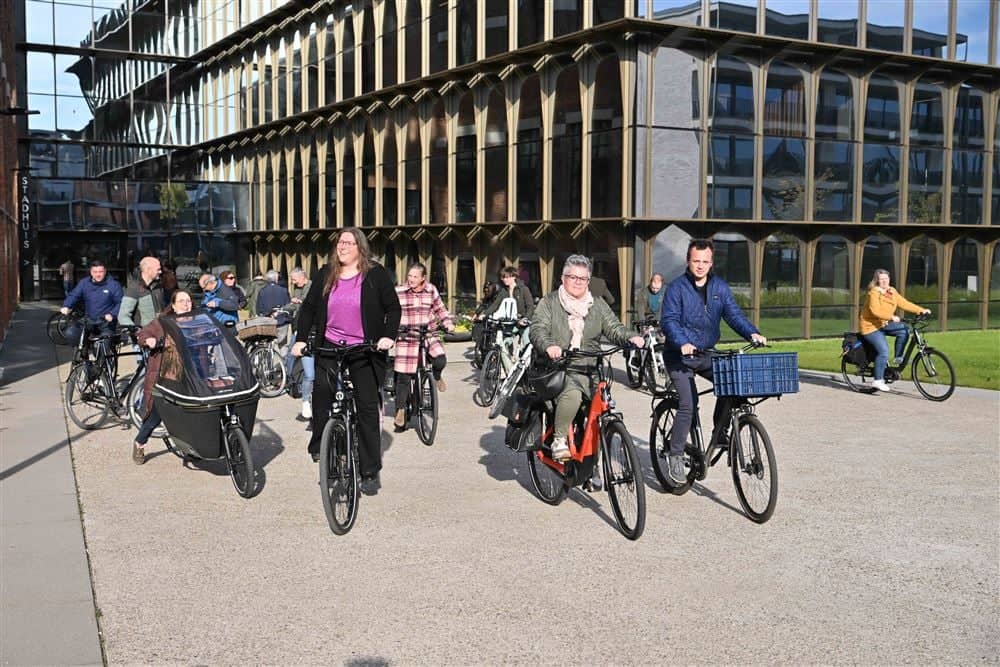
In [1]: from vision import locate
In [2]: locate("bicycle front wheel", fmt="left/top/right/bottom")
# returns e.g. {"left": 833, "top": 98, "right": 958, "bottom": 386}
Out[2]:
{"left": 731, "top": 414, "right": 778, "bottom": 523}
{"left": 224, "top": 426, "right": 256, "bottom": 498}
{"left": 911, "top": 348, "right": 955, "bottom": 402}
{"left": 65, "top": 364, "right": 111, "bottom": 430}
{"left": 126, "top": 370, "right": 168, "bottom": 437}
{"left": 624, "top": 349, "right": 643, "bottom": 389}
{"left": 488, "top": 361, "right": 525, "bottom": 420}
{"left": 250, "top": 344, "right": 287, "bottom": 398}
{"left": 476, "top": 348, "right": 502, "bottom": 407}
{"left": 319, "top": 417, "right": 359, "bottom": 534}
{"left": 415, "top": 371, "right": 438, "bottom": 446}
{"left": 602, "top": 420, "right": 646, "bottom": 540}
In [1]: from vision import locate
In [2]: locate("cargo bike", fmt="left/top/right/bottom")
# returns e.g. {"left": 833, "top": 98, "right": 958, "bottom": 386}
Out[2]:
{"left": 151, "top": 311, "right": 261, "bottom": 498}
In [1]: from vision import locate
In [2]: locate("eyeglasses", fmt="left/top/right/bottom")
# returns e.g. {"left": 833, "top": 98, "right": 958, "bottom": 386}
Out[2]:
{"left": 563, "top": 274, "right": 590, "bottom": 283}
{"left": 223, "top": 275, "right": 236, "bottom": 280}
{"left": 337, "top": 240, "right": 358, "bottom": 247}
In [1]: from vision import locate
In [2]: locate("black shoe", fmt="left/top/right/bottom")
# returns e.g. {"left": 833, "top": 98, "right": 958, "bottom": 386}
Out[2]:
{"left": 309, "top": 450, "right": 320, "bottom": 463}
{"left": 295, "top": 414, "right": 309, "bottom": 422}
{"left": 360, "top": 473, "right": 381, "bottom": 496}
{"left": 714, "top": 432, "right": 729, "bottom": 451}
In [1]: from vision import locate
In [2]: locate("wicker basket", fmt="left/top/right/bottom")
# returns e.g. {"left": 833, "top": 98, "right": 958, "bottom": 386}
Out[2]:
{"left": 236, "top": 317, "right": 278, "bottom": 341}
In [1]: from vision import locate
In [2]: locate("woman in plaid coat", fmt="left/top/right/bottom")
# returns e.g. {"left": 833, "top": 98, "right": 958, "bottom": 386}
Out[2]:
{"left": 393, "top": 263, "right": 454, "bottom": 431}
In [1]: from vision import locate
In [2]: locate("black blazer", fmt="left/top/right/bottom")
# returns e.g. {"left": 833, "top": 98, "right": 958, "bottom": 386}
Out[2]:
{"left": 296, "top": 263, "right": 401, "bottom": 344}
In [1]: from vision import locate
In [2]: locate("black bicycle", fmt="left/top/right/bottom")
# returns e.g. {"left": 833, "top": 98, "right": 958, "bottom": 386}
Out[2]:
{"left": 391, "top": 324, "right": 445, "bottom": 446}
{"left": 648, "top": 345, "right": 795, "bottom": 524}
{"left": 64, "top": 324, "right": 151, "bottom": 432}
{"left": 841, "top": 313, "right": 955, "bottom": 401}
{"left": 305, "top": 339, "right": 377, "bottom": 535}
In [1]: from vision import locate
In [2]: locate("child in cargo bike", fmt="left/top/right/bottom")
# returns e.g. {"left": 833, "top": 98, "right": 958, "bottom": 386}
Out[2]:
{"left": 660, "top": 239, "right": 767, "bottom": 486}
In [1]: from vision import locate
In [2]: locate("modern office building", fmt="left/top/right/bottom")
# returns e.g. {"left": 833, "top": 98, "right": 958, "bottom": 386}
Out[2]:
{"left": 13, "top": 0, "right": 1000, "bottom": 336}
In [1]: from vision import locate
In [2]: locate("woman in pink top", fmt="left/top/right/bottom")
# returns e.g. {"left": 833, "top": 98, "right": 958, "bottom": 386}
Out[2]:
{"left": 292, "top": 229, "right": 401, "bottom": 494}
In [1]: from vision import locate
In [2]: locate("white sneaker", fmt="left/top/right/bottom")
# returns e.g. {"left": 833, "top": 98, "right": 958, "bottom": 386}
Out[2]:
{"left": 871, "top": 379, "right": 891, "bottom": 392}
{"left": 301, "top": 400, "right": 312, "bottom": 419}
{"left": 550, "top": 436, "right": 571, "bottom": 462}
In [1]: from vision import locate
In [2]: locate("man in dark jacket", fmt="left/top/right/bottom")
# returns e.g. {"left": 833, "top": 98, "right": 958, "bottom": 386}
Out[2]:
{"left": 660, "top": 238, "right": 766, "bottom": 485}
{"left": 255, "top": 270, "right": 290, "bottom": 321}
{"left": 119, "top": 256, "right": 164, "bottom": 327}
{"left": 61, "top": 260, "right": 124, "bottom": 335}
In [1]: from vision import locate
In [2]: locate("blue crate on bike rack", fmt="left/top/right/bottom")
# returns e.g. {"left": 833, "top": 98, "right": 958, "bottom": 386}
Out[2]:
{"left": 711, "top": 352, "right": 799, "bottom": 397}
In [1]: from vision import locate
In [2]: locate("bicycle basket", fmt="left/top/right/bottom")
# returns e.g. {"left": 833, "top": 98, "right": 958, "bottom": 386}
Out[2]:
{"left": 236, "top": 317, "right": 278, "bottom": 341}
{"left": 60, "top": 319, "right": 83, "bottom": 346}
{"left": 712, "top": 352, "right": 799, "bottom": 398}
{"left": 523, "top": 361, "right": 565, "bottom": 400}
{"left": 841, "top": 332, "right": 868, "bottom": 367}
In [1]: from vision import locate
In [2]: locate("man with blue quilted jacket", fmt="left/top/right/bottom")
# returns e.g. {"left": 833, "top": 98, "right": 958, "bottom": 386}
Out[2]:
{"left": 660, "top": 239, "right": 767, "bottom": 486}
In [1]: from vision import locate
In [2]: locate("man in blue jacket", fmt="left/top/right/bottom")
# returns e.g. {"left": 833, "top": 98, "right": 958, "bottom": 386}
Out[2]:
{"left": 660, "top": 239, "right": 766, "bottom": 485}
{"left": 61, "top": 260, "right": 124, "bottom": 336}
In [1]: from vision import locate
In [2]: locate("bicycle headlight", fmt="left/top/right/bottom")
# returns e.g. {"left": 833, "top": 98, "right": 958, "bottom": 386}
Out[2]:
{"left": 335, "top": 391, "right": 345, "bottom": 401}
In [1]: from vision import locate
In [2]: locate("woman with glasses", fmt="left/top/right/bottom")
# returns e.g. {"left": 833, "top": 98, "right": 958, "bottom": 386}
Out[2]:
{"left": 529, "top": 255, "right": 644, "bottom": 462}
{"left": 219, "top": 270, "right": 247, "bottom": 310}
{"left": 291, "top": 228, "right": 400, "bottom": 495}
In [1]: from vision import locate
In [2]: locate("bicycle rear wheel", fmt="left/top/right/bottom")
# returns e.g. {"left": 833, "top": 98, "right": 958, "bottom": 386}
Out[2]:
{"left": 126, "top": 370, "right": 168, "bottom": 436}
{"left": 415, "top": 371, "right": 438, "bottom": 446}
{"left": 841, "top": 357, "right": 873, "bottom": 392}
{"left": 250, "top": 344, "right": 287, "bottom": 398}
{"left": 224, "top": 426, "right": 256, "bottom": 498}
{"left": 526, "top": 449, "right": 566, "bottom": 505}
{"left": 731, "top": 414, "right": 777, "bottom": 523}
{"left": 319, "top": 417, "right": 359, "bottom": 534}
{"left": 476, "top": 348, "right": 502, "bottom": 407}
{"left": 488, "top": 361, "right": 525, "bottom": 420}
{"left": 648, "top": 398, "right": 696, "bottom": 494}
{"left": 602, "top": 420, "right": 646, "bottom": 540}
{"left": 911, "top": 348, "right": 955, "bottom": 402}
{"left": 65, "top": 364, "right": 111, "bottom": 430}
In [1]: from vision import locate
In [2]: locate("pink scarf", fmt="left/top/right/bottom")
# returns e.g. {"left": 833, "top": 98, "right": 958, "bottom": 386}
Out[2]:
{"left": 558, "top": 285, "right": 594, "bottom": 350}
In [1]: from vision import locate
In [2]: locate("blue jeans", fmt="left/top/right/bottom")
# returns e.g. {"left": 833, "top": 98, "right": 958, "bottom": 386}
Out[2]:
{"left": 136, "top": 405, "right": 161, "bottom": 445}
{"left": 285, "top": 333, "right": 314, "bottom": 402}
{"left": 862, "top": 321, "right": 909, "bottom": 380}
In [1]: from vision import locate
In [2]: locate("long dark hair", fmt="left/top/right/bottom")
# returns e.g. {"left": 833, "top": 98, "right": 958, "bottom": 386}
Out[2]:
{"left": 163, "top": 289, "right": 193, "bottom": 316}
{"left": 323, "top": 228, "right": 373, "bottom": 296}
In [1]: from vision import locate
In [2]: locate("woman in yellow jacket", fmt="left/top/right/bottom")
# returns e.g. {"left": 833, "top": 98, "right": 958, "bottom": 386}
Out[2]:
{"left": 860, "top": 269, "right": 931, "bottom": 392}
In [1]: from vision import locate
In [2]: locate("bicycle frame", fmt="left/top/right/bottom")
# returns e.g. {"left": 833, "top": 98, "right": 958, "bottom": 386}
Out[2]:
{"left": 492, "top": 320, "right": 530, "bottom": 375}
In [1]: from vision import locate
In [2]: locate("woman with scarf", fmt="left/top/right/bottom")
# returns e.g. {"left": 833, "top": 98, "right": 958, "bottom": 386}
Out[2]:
{"left": 529, "top": 255, "right": 644, "bottom": 462}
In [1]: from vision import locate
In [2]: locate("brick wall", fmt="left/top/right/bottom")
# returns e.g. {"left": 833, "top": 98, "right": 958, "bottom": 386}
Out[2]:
{"left": 0, "top": 0, "right": 17, "bottom": 342}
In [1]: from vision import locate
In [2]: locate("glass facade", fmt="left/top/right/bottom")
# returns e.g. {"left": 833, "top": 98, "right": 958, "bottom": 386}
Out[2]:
{"left": 15, "top": 0, "right": 999, "bottom": 331}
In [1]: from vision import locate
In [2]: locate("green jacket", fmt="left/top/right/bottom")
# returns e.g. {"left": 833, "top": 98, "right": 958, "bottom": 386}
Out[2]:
{"left": 118, "top": 279, "right": 163, "bottom": 327}
{"left": 529, "top": 290, "right": 631, "bottom": 371}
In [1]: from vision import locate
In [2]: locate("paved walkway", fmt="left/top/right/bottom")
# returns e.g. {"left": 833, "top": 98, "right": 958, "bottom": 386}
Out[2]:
{"left": 2, "top": 303, "right": 998, "bottom": 664}
{"left": 0, "top": 304, "right": 103, "bottom": 666}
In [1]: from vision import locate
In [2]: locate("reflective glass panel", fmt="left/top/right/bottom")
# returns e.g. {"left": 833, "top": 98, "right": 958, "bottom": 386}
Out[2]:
{"left": 905, "top": 236, "right": 941, "bottom": 317}
{"left": 817, "top": 0, "right": 857, "bottom": 46}
{"left": 762, "top": 137, "right": 806, "bottom": 220}
{"left": 947, "top": 238, "right": 980, "bottom": 328}
{"left": 650, "top": 0, "right": 701, "bottom": 24}
{"left": 954, "top": 86, "right": 985, "bottom": 148}
{"left": 861, "top": 143, "right": 900, "bottom": 222}
{"left": 951, "top": 150, "right": 984, "bottom": 225}
{"left": 811, "top": 235, "right": 852, "bottom": 337}
{"left": 908, "top": 148, "right": 944, "bottom": 223}
{"left": 815, "top": 140, "right": 853, "bottom": 222}
{"left": 955, "top": 0, "right": 992, "bottom": 63}
{"left": 815, "top": 69, "right": 852, "bottom": 140}
{"left": 760, "top": 234, "right": 803, "bottom": 339}
{"left": 485, "top": 0, "right": 509, "bottom": 56}
{"left": 711, "top": 0, "right": 757, "bottom": 33}
{"left": 912, "top": 0, "right": 949, "bottom": 57}
{"left": 864, "top": 75, "right": 900, "bottom": 142}
{"left": 765, "top": 0, "right": 809, "bottom": 40}
{"left": 866, "top": 0, "right": 904, "bottom": 52}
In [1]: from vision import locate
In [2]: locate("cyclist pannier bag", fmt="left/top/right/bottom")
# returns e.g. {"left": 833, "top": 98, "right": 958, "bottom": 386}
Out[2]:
{"left": 523, "top": 361, "right": 566, "bottom": 400}
{"left": 841, "top": 332, "right": 868, "bottom": 367}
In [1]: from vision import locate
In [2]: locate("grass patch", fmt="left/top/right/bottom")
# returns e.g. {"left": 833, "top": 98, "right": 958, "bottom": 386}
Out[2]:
{"left": 754, "top": 329, "right": 1000, "bottom": 391}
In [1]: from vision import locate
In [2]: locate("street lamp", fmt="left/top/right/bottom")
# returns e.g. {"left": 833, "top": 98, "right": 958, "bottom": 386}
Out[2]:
{"left": 0, "top": 107, "right": 40, "bottom": 116}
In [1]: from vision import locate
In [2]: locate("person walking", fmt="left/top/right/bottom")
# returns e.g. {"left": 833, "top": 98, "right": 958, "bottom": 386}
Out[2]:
{"left": 291, "top": 228, "right": 400, "bottom": 495}
{"left": 59, "top": 258, "right": 75, "bottom": 297}
{"left": 118, "top": 256, "right": 164, "bottom": 328}
{"left": 285, "top": 267, "right": 315, "bottom": 420}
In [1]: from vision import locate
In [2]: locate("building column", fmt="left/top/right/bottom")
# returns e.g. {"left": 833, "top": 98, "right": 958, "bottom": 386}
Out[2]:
{"left": 578, "top": 56, "right": 595, "bottom": 221}
{"left": 898, "top": 77, "right": 913, "bottom": 222}
{"left": 444, "top": 236, "right": 458, "bottom": 312}
{"left": 618, "top": 42, "right": 638, "bottom": 220}
{"left": 802, "top": 237, "right": 817, "bottom": 339}
{"left": 540, "top": 65, "right": 556, "bottom": 222}
{"left": 317, "top": 137, "right": 328, "bottom": 228}
{"left": 395, "top": 107, "right": 407, "bottom": 228}
{"left": 504, "top": 76, "right": 521, "bottom": 221}
{"left": 473, "top": 85, "right": 489, "bottom": 225}
{"left": 940, "top": 240, "right": 954, "bottom": 330}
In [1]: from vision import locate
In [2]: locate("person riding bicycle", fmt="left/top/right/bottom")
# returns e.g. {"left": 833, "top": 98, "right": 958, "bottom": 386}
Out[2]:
{"left": 637, "top": 272, "right": 665, "bottom": 321}
{"left": 860, "top": 269, "right": 931, "bottom": 393}
{"left": 61, "top": 260, "right": 124, "bottom": 337}
{"left": 480, "top": 266, "right": 535, "bottom": 320}
{"left": 661, "top": 238, "right": 766, "bottom": 485}
{"left": 530, "top": 255, "right": 644, "bottom": 462}
{"left": 392, "top": 263, "right": 455, "bottom": 432}
{"left": 292, "top": 228, "right": 400, "bottom": 495}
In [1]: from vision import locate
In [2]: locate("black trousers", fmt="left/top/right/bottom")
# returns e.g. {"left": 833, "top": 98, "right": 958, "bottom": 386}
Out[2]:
{"left": 309, "top": 352, "right": 386, "bottom": 477}
{"left": 394, "top": 354, "right": 446, "bottom": 411}
{"left": 665, "top": 353, "right": 728, "bottom": 456}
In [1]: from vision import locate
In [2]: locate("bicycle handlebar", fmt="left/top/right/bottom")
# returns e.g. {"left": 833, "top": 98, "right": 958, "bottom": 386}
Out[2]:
{"left": 683, "top": 341, "right": 768, "bottom": 358}
{"left": 304, "top": 338, "right": 377, "bottom": 358}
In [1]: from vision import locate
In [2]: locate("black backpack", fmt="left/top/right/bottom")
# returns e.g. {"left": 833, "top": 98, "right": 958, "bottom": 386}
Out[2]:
{"left": 841, "top": 332, "right": 869, "bottom": 367}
